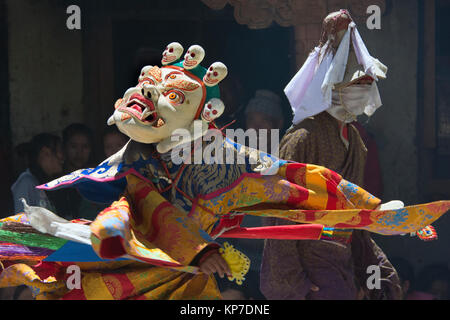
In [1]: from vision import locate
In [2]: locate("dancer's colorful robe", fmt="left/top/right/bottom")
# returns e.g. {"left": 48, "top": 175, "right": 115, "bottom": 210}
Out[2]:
{"left": 0, "top": 139, "right": 449, "bottom": 299}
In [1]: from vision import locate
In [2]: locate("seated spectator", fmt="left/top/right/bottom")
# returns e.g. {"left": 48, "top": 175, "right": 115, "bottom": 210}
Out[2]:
{"left": 11, "top": 133, "right": 63, "bottom": 214}
{"left": 245, "top": 89, "right": 284, "bottom": 130}
{"left": 244, "top": 89, "right": 284, "bottom": 155}
{"left": 49, "top": 123, "right": 100, "bottom": 220}
{"left": 103, "top": 126, "right": 129, "bottom": 158}
{"left": 62, "top": 123, "right": 94, "bottom": 173}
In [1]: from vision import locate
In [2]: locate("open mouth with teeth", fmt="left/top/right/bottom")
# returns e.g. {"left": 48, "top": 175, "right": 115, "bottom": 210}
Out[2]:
{"left": 118, "top": 93, "right": 166, "bottom": 128}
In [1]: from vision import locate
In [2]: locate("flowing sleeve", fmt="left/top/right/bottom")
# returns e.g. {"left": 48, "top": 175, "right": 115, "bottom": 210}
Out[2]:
{"left": 260, "top": 126, "right": 315, "bottom": 300}
{"left": 90, "top": 174, "right": 218, "bottom": 272}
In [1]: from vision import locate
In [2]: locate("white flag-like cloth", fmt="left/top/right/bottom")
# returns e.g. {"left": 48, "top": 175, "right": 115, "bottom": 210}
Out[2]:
{"left": 285, "top": 22, "right": 386, "bottom": 125}
{"left": 21, "top": 198, "right": 92, "bottom": 245}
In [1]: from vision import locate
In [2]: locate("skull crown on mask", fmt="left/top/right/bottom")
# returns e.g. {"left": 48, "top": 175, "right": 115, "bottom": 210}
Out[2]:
{"left": 107, "top": 43, "right": 228, "bottom": 152}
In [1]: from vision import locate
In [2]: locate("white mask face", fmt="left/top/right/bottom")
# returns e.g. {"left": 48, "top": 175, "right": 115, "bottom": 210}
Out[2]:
{"left": 327, "top": 84, "right": 373, "bottom": 123}
{"left": 107, "top": 66, "right": 204, "bottom": 144}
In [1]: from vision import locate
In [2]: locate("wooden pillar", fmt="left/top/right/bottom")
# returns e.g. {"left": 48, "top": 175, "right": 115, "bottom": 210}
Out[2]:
{"left": 291, "top": 0, "right": 328, "bottom": 68}
{"left": 81, "top": 0, "right": 115, "bottom": 155}
{"left": 294, "top": 23, "right": 322, "bottom": 68}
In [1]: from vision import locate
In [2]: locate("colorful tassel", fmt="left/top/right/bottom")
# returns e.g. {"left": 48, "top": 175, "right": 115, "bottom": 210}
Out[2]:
{"left": 0, "top": 222, "right": 67, "bottom": 250}
{"left": 416, "top": 225, "right": 438, "bottom": 241}
{"left": 0, "top": 242, "right": 54, "bottom": 261}
{"left": 320, "top": 227, "right": 353, "bottom": 245}
{"left": 219, "top": 242, "right": 250, "bottom": 285}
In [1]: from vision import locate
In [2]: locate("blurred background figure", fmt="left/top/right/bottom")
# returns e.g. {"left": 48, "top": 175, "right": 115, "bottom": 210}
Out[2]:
{"left": 244, "top": 89, "right": 284, "bottom": 155}
{"left": 243, "top": 89, "right": 285, "bottom": 299}
{"left": 103, "top": 126, "right": 129, "bottom": 158}
{"left": 62, "top": 123, "right": 94, "bottom": 173}
{"left": 48, "top": 123, "right": 100, "bottom": 220}
{"left": 10, "top": 133, "right": 63, "bottom": 214}
{"left": 216, "top": 74, "right": 246, "bottom": 130}
{"left": 217, "top": 89, "right": 285, "bottom": 301}
{"left": 245, "top": 89, "right": 284, "bottom": 131}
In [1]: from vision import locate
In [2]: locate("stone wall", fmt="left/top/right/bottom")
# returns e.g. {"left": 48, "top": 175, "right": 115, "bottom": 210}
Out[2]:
{"left": 357, "top": 1, "right": 450, "bottom": 273}
{"left": 358, "top": 0, "right": 420, "bottom": 206}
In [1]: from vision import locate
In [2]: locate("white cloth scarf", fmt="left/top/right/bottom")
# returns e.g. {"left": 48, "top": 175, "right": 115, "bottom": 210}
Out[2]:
{"left": 327, "top": 81, "right": 382, "bottom": 123}
{"left": 285, "top": 22, "right": 383, "bottom": 125}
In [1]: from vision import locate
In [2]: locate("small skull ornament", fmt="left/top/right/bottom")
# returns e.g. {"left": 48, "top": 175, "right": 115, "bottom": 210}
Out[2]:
{"left": 203, "top": 62, "right": 228, "bottom": 86}
{"left": 183, "top": 45, "right": 205, "bottom": 70}
{"left": 201, "top": 98, "right": 225, "bottom": 122}
{"left": 161, "top": 42, "right": 184, "bottom": 65}
{"left": 138, "top": 66, "right": 152, "bottom": 82}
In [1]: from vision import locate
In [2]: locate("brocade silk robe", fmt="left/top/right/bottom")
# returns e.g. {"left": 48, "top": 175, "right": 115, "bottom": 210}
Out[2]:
{"left": 2, "top": 126, "right": 445, "bottom": 299}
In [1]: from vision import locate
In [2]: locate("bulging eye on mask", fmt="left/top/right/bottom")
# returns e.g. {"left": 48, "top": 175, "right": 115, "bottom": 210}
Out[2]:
{"left": 327, "top": 82, "right": 382, "bottom": 123}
